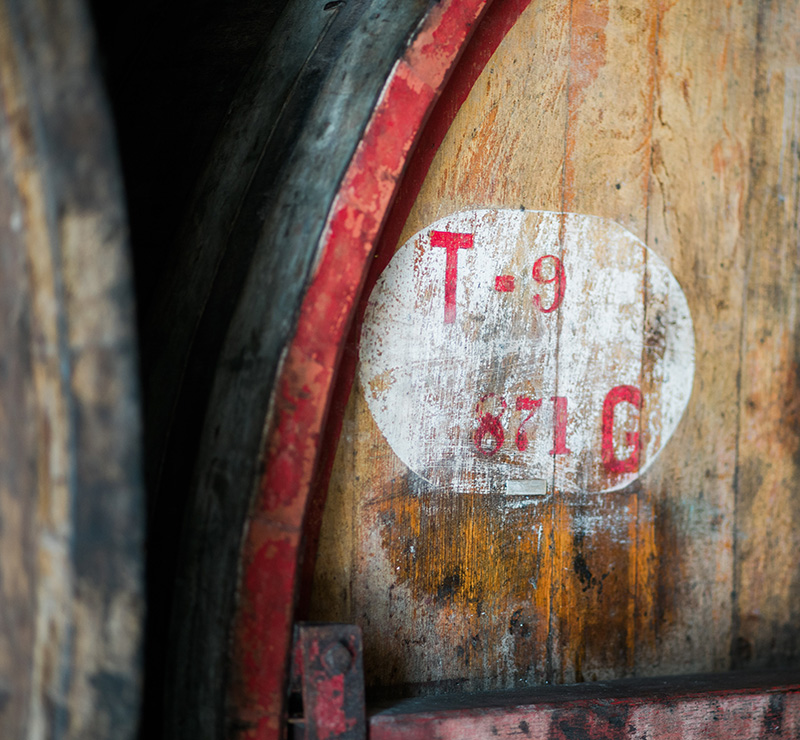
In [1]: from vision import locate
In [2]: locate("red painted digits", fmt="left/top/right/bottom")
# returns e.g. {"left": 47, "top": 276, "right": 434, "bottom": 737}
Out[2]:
{"left": 549, "top": 396, "right": 571, "bottom": 456}
{"left": 431, "top": 230, "right": 474, "bottom": 323}
{"left": 532, "top": 255, "right": 566, "bottom": 313}
{"left": 495, "top": 275, "right": 515, "bottom": 292}
{"left": 601, "top": 385, "right": 643, "bottom": 474}
{"left": 514, "top": 396, "right": 541, "bottom": 451}
{"left": 474, "top": 394, "right": 506, "bottom": 456}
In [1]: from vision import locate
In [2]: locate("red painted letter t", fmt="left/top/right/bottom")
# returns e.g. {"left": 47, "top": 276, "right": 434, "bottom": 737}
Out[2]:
{"left": 431, "top": 230, "right": 474, "bottom": 324}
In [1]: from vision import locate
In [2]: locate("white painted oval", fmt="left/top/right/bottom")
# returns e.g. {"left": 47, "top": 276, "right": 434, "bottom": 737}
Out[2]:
{"left": 359, "top": 209, "right": 695, "bottom": 495}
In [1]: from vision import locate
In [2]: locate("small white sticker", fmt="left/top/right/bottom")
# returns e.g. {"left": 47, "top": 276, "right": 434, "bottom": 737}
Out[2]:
{"left": 359, "top": 209, "right": 695, "bottom": 495}
{"left": 505, "top": 479, "right": 548, "bottom": 496}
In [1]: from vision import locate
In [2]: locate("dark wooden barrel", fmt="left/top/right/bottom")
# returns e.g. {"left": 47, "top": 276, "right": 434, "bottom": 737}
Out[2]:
{"left": 140, "top": 0, "right": 800, "bottom": 737}
{"left": 0, "top": 0, "right": 144, "bottom": 736}
{"left": 139, "top": 1, "right": 488, "bottom": 737}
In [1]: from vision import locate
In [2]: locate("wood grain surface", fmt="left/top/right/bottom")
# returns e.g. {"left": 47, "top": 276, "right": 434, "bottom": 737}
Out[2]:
{"left": 0, "top": 1, "right": 144, "bottom": 736}
{"left": 310, "top": 0, "right": 800, "bottom": 698}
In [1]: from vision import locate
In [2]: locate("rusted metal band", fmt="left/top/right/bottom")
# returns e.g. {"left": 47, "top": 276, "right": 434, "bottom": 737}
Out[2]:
{"left": 163, "top": 1, "right": 491, "bottom": 738}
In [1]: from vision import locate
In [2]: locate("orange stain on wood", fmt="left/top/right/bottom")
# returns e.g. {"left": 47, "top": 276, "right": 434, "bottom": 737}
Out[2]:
{"left": 568, "top": 0, "right": 610, "bottom": 107}
{"left": 563, "top": 0, "right": 610, "bottom": 207}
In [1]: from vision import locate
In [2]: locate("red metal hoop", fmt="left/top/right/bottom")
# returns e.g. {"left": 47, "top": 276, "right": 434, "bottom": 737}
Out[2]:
{"left": 228, "top": 2, "right": 495, "bottom": 736}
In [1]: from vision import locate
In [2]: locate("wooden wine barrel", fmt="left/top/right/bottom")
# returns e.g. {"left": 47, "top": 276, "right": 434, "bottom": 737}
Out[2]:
{"left": 312, "top": 0, "right": 800, "bottom": 695}
{"left": 146, "top": 1, "right": 489, "bottom": 737}
{"left": 0, "top": 0, "right": 144, "bottom": 737}
{"left": 152, "top": 0, "right": 800, "bottom": 737}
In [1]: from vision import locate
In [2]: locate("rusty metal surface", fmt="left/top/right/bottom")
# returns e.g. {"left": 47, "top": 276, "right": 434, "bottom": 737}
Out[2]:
{"left": 290, "top": 624, "right": 365, "bottom": 740}
{"left": 158, "top": 1, "right": 491, "bottom": 738}
{"left": 225, "top": 2, "right": 492, "bottom": 736}
{"left": 369, "top": 671, "right": 800, "bottom": 739}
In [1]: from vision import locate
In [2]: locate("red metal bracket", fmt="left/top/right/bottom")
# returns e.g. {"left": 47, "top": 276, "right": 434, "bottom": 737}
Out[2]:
{"left": 289, "top": 624, "right": 366, "bottom": 740}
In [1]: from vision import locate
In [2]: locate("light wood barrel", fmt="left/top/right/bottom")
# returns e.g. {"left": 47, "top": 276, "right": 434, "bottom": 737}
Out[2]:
{"left": 311, "top": 0, "right": 800, "bottom": 700}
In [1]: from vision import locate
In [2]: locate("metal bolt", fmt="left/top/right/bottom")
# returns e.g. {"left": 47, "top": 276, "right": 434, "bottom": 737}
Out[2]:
{"left": 322, "top": 641, "right": 353, "bottom": 675}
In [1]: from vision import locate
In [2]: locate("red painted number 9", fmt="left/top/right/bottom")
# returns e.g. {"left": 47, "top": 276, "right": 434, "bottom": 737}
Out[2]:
{"left": 532, "top": 255, "right": 566, "bottom": 313}
{"left": 474, "top": 394, "right": 506, "bottom": 456}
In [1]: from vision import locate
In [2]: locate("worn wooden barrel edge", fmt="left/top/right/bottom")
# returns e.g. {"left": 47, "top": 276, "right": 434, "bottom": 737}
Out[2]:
{"left": 161, "top": 1, "right": 489, "bottom": 738}
{"left": 227, "top": 0, "right": 490, "bottom": 736}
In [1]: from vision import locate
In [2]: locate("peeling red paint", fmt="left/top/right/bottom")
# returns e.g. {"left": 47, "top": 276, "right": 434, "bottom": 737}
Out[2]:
{"left": 234, "top": 524, "right": 299, "bottom": 734}
{"left": 564, "top": 0, "right": 610, "bottom": 206}
{"left": 568, "top": 0, "right": 610, "bottom": 106}
{"left": 532, "top": 254, "right": 566, "bottom": 313}
{"left": 368, "top": 680, "right": 800, "bottom": 740}
{"left": 495, "top": 275, "right": 515, "bottom": 292}
{"left": 227, "top": 1, "right": 493, "bottom": 737}
{"left": 313, "top": 674, "right": 351, "bottom": 739}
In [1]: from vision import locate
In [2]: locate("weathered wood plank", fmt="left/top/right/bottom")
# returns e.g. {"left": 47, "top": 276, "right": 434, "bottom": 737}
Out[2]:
{"left": 0, "top": 73, "right": 38, "bottom": 736}
{"left": 550, "top": 0, "right": 658, "bottom": 685}
{"left": 643, "top": 0, "right": 757, "bottom": 674}
{"left": 0, "top": 0, "right": 144, "bottom": 735}
{"left": 734, "top": 0, "right": 800, "bottom": 669}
